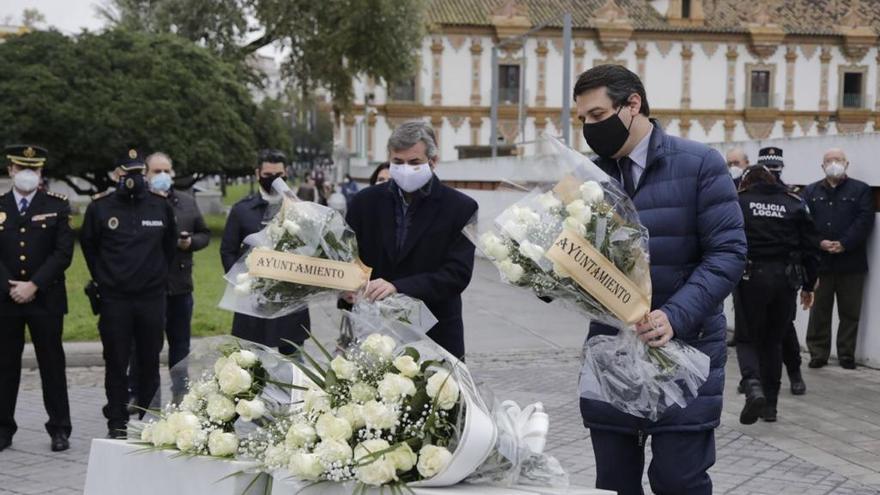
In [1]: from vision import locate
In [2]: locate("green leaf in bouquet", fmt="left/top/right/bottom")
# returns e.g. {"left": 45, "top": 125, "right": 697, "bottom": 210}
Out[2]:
{"left": 402, "top": 347, "right": 420, "bottom": 362}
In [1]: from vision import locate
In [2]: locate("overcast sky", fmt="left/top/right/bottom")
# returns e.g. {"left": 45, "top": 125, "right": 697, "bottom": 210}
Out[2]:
{"left": 2, "top": 0, "right": 108, "bottom": 34}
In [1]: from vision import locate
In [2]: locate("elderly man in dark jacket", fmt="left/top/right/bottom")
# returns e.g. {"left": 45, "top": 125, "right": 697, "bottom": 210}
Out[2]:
{"left": 803, "top": 148, "right": 875, "bottom": 370}
{"left": 129, "top": 152, "right": 211, "bottom": 404}
{"left": 346, "top": 121, "right": 477, "bottom": 359}
{"left": 574, "top": 65, "right": 747, "bottom": 495}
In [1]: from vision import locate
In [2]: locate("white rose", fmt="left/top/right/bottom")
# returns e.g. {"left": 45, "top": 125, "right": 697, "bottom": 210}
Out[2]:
{"left": 166, "top": 411, "right": 200, "bottom": 433}
{"left": 193, "top": 380, "right": 218, "bottom": 398}
{"left": 150, "top": 420, "right": 176, "bottom": 447}
{"left": 517, "top": 240, "right": 545, "bottom": 264}
{"left": 580, "top": 180, "right": 605, "bottom": 204}
{"left": 218, "top": 362, "right": 253, "bottom": 396}
{"left": 303, "top": 388, "right": 332, "bottom": 413}
{"left": 353, "top": 439, "right": 391, "bottom": 462}
{"left": 140, "top": 423, "right": 154, "bottom": 443}
{"left": 356, "top": 457, "right": 397, "bottom": 486}
{"left": 336, "top": 404, "right": 366, "bottom": 429}
{"left": 361, "top": 400, "right": 398, "bottom": 430}
{"left": 178, "top": 392, "right": 201, "bottom": 413}
{"left": 387, "top": 443, "right": 417, "bottom": 472}
{"left": 417, "top": 445, "right": 453, "bottom": 478}
{"left": 501, "top": 219, "right": 527, "bottom": 242}
{"left": 233, "top": 279, "right": 253, "bottom": 295}
{"left": 175, "top": 427, "right": 206, "bottom": 452}
{"left": 511, "top": 205, "right": 540, "bottom": 225}
{"left": 264, "top": 443, "right": 291, "bottom": 468}
{"left": 206, "top": 393, "right": 236, "bottom": 422}
{"left": 315, "top": 413, "right": 353, "bottom": 441}
{"left": 267, "top": 222, "right": 284, "bottom": 242}
{"left": 565, "top": 199, "right": 592, "bottom": 224}
{"left": 349, "top": 382, "right": 377, "bottom": 403}
{"left": 498, "top": 259, "right": 525, "bottom": 283}
{"left": 285, "top": 422, "right": 317, "bottom": 449}
{"left": 330, "top": 355, "right": 358, "bottom": 381}
{"left": 552, "top": 262, "right": 570, "bottom": 279}
{"left": 207, "top": 430, "right": 238, "bottom": 457}
{"left": 479, "top": 232, "right": 510, "bottom": 261}
{"left": 562, "top": 216, "right": 587, "bottom": 237}
{"left": 426, "top": 370, "right": 460, "bottom": 410}
{"left": 213, "top": 356, "right": 231, "bottom": 375}
{"left": 537, "top": 191, "right": 562, "bottom": 210}
{"left": 230, "top": 350, "right": 258, "bottom": 369}
{"left": 360, "top": 334, "right": 396, "bottom": 360}
{"left": 288, "top": 452, "right": 324, "bottom": 480}
{"left": 283, "top": 219, "right": 301, "bottom": 237}
{"left": 235, "top": 398, "right": 266, "bottom": 422}
{"left": 377, "top": 373, "right": 417, "bottom": 403}
{"left": 314, "top": 439, "right": 353, "bottom": 464}
{"left": 392, "top": 355, "right": 420, "bottom": 378}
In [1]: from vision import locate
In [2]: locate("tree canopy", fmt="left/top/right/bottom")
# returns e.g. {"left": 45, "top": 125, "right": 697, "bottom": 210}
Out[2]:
{"left": 0, "top": 29, "right": 292, "bottom": 192}
{"left": 96, "top": 0, "right": 427, "bottom": 109}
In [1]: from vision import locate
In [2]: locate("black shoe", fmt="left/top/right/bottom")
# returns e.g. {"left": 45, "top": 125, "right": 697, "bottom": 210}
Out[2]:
{"left": 840, "top": 358, "right": 856, "bottom": 370}
{"left": 0, "top": 434, "right": 11, "bottom": 451}
{"left": 808, "top": 358, "right": 827, "bottom": 369}
{"left": 107, "top": 426, "right": 127, "bottom": 439}
{"left": 127, "top": 398, "right": 139, "bottom": 416}
{"left": 50, "top": 433, "right": 70, "bottom": 452}
{"left": 789, "top": 370, "right": 806, "bottom": 395}
{"left": 762, "top": 405, "right": 778, "bottom": 422}
{"left": 739, "top": 379, "right": 766, "bottom": 425}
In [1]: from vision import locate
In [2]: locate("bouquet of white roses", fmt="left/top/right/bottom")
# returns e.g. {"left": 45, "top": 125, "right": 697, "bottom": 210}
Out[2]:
{"left": 130, "top": 338, "right": 298, "bottom": 458}
{"left": 470, "top": 135, "right": 710, "bottom": 421}
{"left": 220, "top": 179, "right": 369, "bottom": 320}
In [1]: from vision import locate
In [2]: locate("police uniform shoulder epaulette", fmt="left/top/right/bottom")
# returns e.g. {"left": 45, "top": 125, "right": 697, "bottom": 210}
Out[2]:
{"left": 91, "top": 190, "right": 112, "bottom": 201}
{"left": 150, "top": 190, "right": 169, "bottom": 198}
{"left": 786, "top": 191, "right": 802, "bottom": 201}
{"left": 45, "top": 190, "right": 68, "bottom": 201}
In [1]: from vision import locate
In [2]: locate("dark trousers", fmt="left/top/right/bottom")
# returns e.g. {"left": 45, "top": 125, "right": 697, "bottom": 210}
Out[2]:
{"left": 735, "top": 263, "right": 796, "bottom": 404}
{"left": 99, "top": 295, "right": 166, "bottom": 430}
{"left": 231, "top": 308, "right": 310, "bottom": 354}
{"left": 807, "top": 272, "right": 866, "bottom": 362}
{"left": 129, "top": 293, "right": 193, "bottom": 398}
{"left": 734, "top": 290, "right": 802, "bottom": 374}
{"left": 589, "top": 429, "right": 715, "bottom": 495}
{"left": 0, "top": 314, "right": 71, "bottom": 438}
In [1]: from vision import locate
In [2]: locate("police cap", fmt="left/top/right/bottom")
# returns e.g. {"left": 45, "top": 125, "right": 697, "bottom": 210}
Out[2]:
{"left": 5, "top": 144, "right": 48, "bottom": 168}
{"left": 757, "top": 147, "right": 784, "bottom": 171}
{"left": 116, "top": 148, "right": 146, "bottom": 172}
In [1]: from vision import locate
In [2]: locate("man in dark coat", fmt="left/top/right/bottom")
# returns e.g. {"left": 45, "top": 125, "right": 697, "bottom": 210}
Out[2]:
{"left": 0, "top": 145, "right": 74, "bottom": 452}
{"left": 346, "top": 121, "right": 478, "bottom": 359}
{"left": 574, "top": 65, "right": 747, "bottom": 494}
{"left": 803, "top": 148, "right": 875, "bottom": 370}
{"left": 220, "top": 149, "right": 310, "bottom": 352}
{"left": 127, "top": 152, "right": 211, "bottom": 404}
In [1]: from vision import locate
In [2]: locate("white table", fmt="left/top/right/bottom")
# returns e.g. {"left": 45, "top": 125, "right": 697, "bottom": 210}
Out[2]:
{"left": 83, "top": 439, "right": 268, "bottom": 495}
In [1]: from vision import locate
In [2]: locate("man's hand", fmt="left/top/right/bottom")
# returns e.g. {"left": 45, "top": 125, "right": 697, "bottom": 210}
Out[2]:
{"left": 820, "top": 240, "right": 835, "bottom": 252}
{"left": 341, "top": 291, "right": 357, "bottom": 304}
{"left": 635, "top": 310, "right": 674, "bottom": 347}
{"left": 9, "top": 280, "right": 38, "bottom": 304}
{"left": 177, "top": 232, "right": 192, "bottom": 251}
{"left": 364, "top": 278, "right": 397, "bottom": 302}
{"left": 829, "top": 241, "right": 845, "bottom": 254}
{"left": 800, "top": 290, "right": 814, "bottom": 310}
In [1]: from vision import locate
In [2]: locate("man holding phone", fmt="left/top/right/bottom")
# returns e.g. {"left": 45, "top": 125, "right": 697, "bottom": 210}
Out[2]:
{"left": 128, "top": 152, "right": 210, "bottom": 404}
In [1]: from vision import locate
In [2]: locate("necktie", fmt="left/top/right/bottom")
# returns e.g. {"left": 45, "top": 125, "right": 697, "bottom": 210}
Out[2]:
{"left": 18, "top": 197, "right": 28, "bottom": 214}
{"left": 618, "top": 156, "right": 636, "bottom": 197}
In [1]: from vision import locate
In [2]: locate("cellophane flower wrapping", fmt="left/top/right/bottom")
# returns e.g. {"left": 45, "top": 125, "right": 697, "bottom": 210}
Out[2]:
{"left": 219, "top": 193, "right": 361, "bottom": 319}
{"left": 467, "top": 134, "right": 710, "bottom": 421}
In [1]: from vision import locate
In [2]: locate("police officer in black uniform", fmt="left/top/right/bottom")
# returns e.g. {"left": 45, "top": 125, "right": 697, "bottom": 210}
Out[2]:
{"left": 80, "top": 149, "right": 177, "bottom": 438}
{"left": 0, "top": 145, "right": 74, "bottom": 452}
{"left": 220, "top": 149, "right": 310, "bottom": 352}
{"left": 735, "top": 164, "right": 820, "bottom": 425}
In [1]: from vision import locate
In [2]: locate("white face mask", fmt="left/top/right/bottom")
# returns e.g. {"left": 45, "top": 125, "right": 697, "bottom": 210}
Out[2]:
{"left": 13, "top": 168, "right": 40, "bottom": 193}
{"left": 390, "top": 162, "right": 433, "bottom": 193}
{"left": 729, "top": 166, "right": 744, "bottom": 180}
{"left": 824, "top": 161, "right": 846, "bottom": 179}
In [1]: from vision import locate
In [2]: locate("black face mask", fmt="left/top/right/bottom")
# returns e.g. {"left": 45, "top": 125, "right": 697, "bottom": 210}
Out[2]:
{"left": 117, "top": 173, "right": 146, "bottom": 197}
{"left": 259, "top": 173, "right": 284, "bottom": 194}
{"left": 582, "top": 107, "right": 633, "bottom": 159}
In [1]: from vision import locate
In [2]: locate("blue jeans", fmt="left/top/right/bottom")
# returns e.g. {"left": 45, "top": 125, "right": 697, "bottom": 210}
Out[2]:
{"left": 129, "top": 293, "right": 193, "bottom": 399}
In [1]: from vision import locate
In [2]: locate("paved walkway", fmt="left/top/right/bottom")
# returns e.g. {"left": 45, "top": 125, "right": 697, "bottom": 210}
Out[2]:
{"left": 3, "top": 260, "right": 880, "bottom": 494}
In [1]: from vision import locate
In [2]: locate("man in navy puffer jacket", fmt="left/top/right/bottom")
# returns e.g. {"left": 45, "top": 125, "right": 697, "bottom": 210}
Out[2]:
{"left": 573, "top": 65, "right": 747, "bottom": 494}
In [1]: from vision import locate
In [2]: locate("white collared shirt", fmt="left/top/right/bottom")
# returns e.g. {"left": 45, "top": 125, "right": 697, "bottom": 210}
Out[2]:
{"left": 623, "top": 124, "right": 653, "bottom": 186}
{"left": 12, "top": 188, "right": 37, "bottom": 213}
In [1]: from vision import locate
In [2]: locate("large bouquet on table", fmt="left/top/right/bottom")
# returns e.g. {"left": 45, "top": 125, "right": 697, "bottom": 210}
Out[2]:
{"left": 220, "top": 179, "right": 369, "bottom": 319}
{"left": 471, "top": 135, "right": 710, "bottom": 421}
